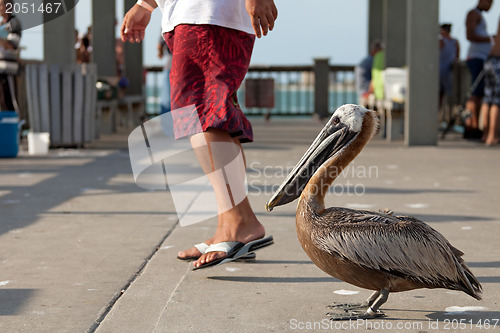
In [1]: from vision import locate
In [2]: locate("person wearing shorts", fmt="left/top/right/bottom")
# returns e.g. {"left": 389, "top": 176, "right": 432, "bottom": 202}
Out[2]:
{"left": 0, "top": 0, "right": 22, "bottom": 112}
{"left": 480, "top": 18, "right": 500, "bottom": 146}
{"left": 439, "top": 24, "right": 459, "bottom": 110}
{"left": 121, "top": 0, "right": 278, "bottom": 268}
{"left": 465, "top": 0, "right": 493, "bottom": 138}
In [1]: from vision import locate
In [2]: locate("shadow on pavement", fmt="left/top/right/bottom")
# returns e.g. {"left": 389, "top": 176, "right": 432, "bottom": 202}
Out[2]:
{"left": 477, "top": 276, "right": 500, "bottom": 283}
{"left": 207, "top": 276, "right": 340, "bottom": 283}
{"left": 0, "top": 289, "right": 38, "bottom": 316}
{"left": 468, "top": 261, "right": 500, "bottom": 268}
{"left": 426, "top": 310, "right": 500, "bottom": 322}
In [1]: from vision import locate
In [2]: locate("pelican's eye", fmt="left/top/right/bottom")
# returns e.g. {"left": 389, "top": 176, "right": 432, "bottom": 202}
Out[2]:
{"left": 332, "top": 116, "right": 340, "bottom": 126}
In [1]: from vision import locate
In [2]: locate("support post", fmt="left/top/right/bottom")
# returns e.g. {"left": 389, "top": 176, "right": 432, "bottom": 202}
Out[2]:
{"left": 384, "top": 0, "right": 407, "bottom": 67}
{"left": 368, "top": 0, "right": 384, "bottom": 49}
{"left": 123, "top": 0, "right": 144, "bottom": 96}
{"left": 92, "top": 0, "right": 116, "bottom": 77}
{"left": 314, "top": 58, "right": 329, "bottom": 119}
{"left": 405, "top": 0, "right": 439, "bottom": 146}
{"left": 43, "top": 2, "right": 75, "bottom": 65}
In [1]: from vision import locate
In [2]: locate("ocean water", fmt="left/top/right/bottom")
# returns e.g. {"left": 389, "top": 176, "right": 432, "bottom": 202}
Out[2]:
{"left": 144, "top": 83, "right": 357, "bottom": 115}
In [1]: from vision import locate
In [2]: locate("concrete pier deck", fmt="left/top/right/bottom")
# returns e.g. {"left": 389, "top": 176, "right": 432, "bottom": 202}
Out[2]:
{"left": 1, "top": 117, "right": 499, "bottom": 332}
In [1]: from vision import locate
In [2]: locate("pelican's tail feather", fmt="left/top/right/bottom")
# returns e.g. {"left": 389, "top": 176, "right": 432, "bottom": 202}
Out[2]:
{"left": 461, "top": 264, "right": 482, "bottom": 300}
{"left": 449, "top": 245, "right": 482, "bottom": 300}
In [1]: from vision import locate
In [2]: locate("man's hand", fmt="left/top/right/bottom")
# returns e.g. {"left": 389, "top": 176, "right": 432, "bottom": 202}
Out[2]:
{"left": 121, "top": 4, "right": 152, "bottom": 43}
{"left": 245, "top": 0, "right": 278, "bottom": 38}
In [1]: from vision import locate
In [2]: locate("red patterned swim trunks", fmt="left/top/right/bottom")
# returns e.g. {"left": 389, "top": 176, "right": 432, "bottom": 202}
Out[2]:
{"left": 164, "top": 24, "right": 255, "bottom": 143}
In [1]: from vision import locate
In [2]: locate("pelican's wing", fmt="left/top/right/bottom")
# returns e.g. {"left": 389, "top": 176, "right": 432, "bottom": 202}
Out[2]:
{"left": 314, "top": 210, "right": 464, "bottom": 286}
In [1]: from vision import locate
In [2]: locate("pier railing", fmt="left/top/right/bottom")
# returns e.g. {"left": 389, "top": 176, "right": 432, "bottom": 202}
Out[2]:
{"left": 242, "top": 63, "right": 356, "bottom": 116}
{"left": 17, "top": 60, "right": 472, "bottom": 140}
{"left": 144, "top": 61, "right": 357, "bottom": 117}
{"left": 144, "top": 65, "right": 164, "bottom": 115}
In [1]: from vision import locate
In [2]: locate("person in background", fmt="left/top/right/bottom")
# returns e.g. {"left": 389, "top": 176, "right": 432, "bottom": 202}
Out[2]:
{"left": 76, "top": 35, "right": 91, "bottom": 64}
{"left": 465, "top": 0, "right": 493, "bottom": 139}
{"left": 74, "top": 29, "right": 80, "bottom": 50}
{"left": 355, "top": 39, "right": 383, "bottom": 104}
{"left": 480, "top": 17, "right": 500, "bottom": 146}
{"left": 370, "top": 45, "right": 385, "bottom": 104}
{"left": 114, "top": 19, "right": 125, "bottom": 78}
{"left": 0, "top": 0, "right": 21, "bottom": 112}
{"left": 439, "top": 23, "right": 460, "bottom": 110}
{"left": 86, "top": 26, "right": 93, "bottom": 54}
{"left": 157, "top": 34, "right": 172, "bottom": 114}
{"left": 115, "top": 19, "right": 129, "bottom": 96}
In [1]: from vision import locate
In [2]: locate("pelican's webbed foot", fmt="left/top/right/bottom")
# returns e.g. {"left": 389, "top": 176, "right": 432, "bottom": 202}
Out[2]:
{"left": 327, "top": 309, "right": 386, "bottom": 321}
{"left": 327, "top": 290, "right": 380, "bottom": 311}
{"left": 327, "top": 289, "right": 389, "bottom": 321}
{"left": 326, "top": 301, "right": 370, "bottom": 311}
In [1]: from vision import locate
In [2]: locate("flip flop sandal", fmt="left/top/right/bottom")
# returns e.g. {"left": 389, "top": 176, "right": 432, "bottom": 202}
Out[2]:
{"left": 177, "top": 242, "right": 256, "bottom": 261}
{"left": 193, "top": 235, "right": 274, "bottom": 270}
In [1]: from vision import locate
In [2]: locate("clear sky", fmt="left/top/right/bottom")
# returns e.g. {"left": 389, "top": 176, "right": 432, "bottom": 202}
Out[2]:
{"left": 18, "top": 0, "right": 500, "bottom": 66}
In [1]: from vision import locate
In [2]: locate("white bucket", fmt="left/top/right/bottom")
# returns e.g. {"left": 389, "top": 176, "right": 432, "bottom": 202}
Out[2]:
{"left": 28, "top": 132, "right": 50, "bottom": 155}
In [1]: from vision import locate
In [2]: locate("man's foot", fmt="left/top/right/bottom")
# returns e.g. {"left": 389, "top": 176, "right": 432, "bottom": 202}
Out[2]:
{"left": 177, "top": 247, "right": 203, "bottom": 260}
{"left": 177, "top": 240, "right": 257, "bottom": 262}
{"left": 193, "top": 215, "right": 266, "bottom": 268}
{"left": 192, "top": 236, "right": 272, "bottom": 270}
{"left": 177, "top": 238, "right": 214, "bottom": 260}
{"left": 485, "top": 137, "right": 499, "bottom": 146}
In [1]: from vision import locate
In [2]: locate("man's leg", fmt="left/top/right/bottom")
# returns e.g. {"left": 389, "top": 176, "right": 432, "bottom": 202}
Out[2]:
{"left": 480, "top": 103, "right": 490, "bottom": 142}
{"left": 466, "top": 59, "right": 484, "bottom": 133}
{"left": 466, "top": 96, "right": 481, "bottom": 130}
{"left": 177, "top": 128, "right": 265, "bottom": 265}
{"left": 486, "top": 104, "right": 499, "bottom": 145}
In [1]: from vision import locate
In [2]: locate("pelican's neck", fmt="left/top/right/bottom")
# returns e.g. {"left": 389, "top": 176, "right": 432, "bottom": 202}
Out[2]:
{"left": 299, "top": 149, "right": 356, "bottom": 213}
{"left": 300, "top": 114, "right": 376, "bottom": 213}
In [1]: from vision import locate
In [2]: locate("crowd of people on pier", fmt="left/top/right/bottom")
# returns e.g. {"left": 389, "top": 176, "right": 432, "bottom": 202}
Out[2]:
{"left": 356, "top": 0, "right": 499, "bottom": 146}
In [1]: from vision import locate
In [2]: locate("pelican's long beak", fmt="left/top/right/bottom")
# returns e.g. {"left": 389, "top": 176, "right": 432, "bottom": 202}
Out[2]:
{"left": 265, "top": 120, "right": 357, "bottom": 212}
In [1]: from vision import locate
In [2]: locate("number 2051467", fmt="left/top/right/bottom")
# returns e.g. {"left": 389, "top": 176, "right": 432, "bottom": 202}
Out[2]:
{"left": 6, "top": 2, "right": 62, "bottom": 14}
{"left": 442, "top": 319, "right": 499, "bottom": 330}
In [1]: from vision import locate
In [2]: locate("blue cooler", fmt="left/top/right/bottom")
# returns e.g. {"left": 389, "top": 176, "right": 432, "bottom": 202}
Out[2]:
{"left": 0, "top": 111, "right": 20, "bottom": 158}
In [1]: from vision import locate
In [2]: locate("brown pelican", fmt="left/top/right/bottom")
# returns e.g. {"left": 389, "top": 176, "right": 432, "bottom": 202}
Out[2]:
{"left": 265, "top": 104, "right": 482, "bottom": 320}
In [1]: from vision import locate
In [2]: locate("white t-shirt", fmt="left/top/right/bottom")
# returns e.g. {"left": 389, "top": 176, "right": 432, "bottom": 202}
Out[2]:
{"left": 155, "top": 0, "right": 254, "bottom": 35}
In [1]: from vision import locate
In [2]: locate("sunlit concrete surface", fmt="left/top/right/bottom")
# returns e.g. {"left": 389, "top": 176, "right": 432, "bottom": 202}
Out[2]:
{"left": 0, "top": 117, "right": 499, "bottom": 332}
